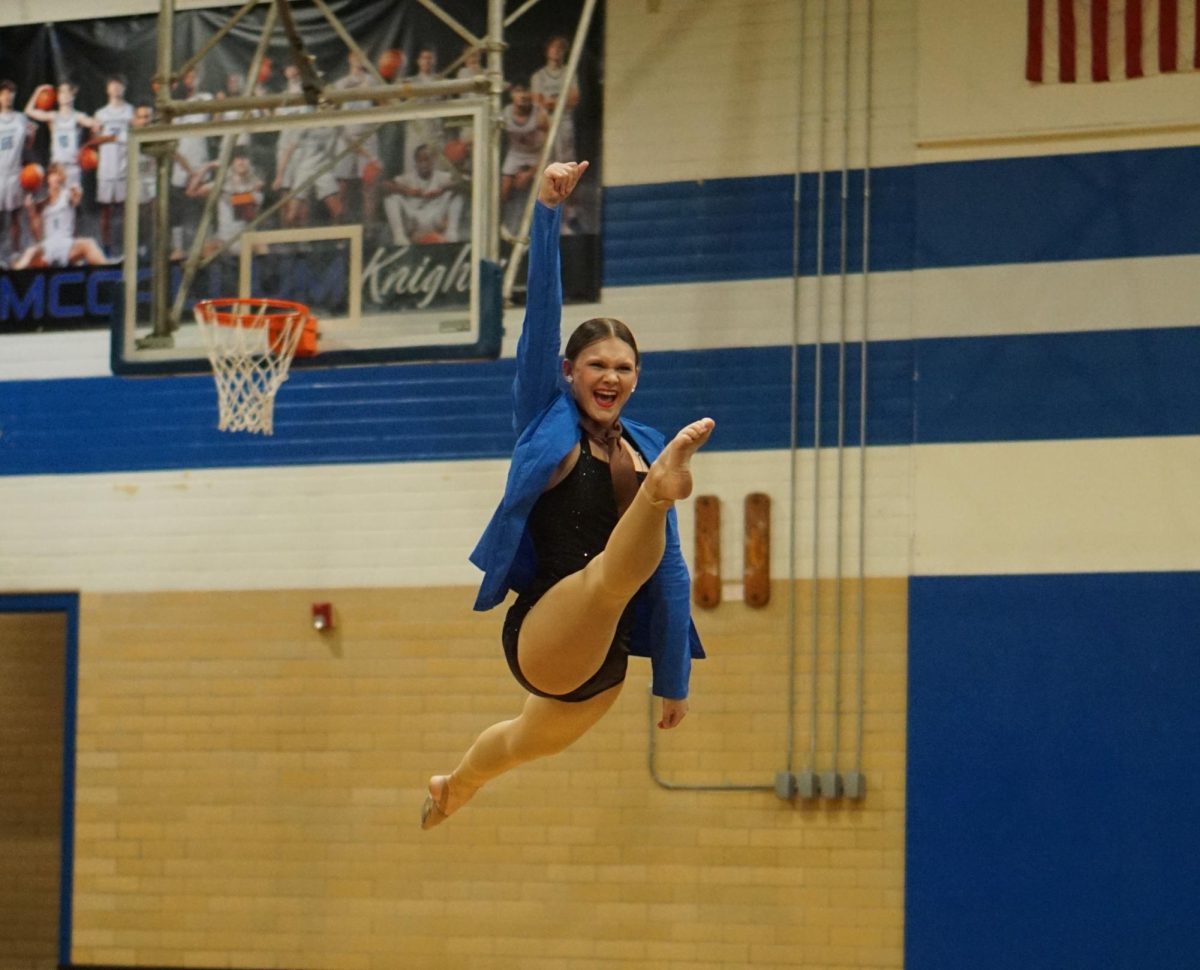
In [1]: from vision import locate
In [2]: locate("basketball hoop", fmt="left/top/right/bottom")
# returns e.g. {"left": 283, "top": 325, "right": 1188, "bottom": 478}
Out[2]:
{"left": 194, "top": 297, "right": 317, "bottom": 435}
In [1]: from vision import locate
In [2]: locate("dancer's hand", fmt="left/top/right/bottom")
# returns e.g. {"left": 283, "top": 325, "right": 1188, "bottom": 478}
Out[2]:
{"left": 538, "top": 160, "right": 589, "bottom": 207}
{"left": 658, "top": 697, "right": 688, "bottom": 730}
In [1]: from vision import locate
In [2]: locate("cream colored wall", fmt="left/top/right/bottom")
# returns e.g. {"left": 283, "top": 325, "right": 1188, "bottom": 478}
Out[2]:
{"left": 72, "top": 581, "right": 905, "bottom": 969}
{"left": 916, "top": 0, "right": 1200, "bottom": 159}
{"left": 604, "top": 0, "right": 916, "bottom": 183}
{"left": 0, "top": 613, "right": 66, "bottom": 970}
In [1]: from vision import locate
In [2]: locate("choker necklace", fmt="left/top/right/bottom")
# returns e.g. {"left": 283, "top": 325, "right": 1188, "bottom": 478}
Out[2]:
{"left": 578, "top": 415, "right": 639, "bottom": 516}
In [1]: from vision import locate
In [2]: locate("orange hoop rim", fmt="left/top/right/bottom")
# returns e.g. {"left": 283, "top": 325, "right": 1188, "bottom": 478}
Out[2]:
{"left": 194, "top": 297, "right": 312, "bottom": 328}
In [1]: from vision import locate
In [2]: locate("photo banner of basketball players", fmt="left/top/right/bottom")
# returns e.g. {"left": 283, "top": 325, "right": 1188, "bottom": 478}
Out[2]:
{"left": 0, "top": 0, "right": 603, "bottom": 334}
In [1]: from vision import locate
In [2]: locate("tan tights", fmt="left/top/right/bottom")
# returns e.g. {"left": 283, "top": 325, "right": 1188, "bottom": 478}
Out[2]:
{"left": 451, "top": 681, "right": 624, "bottom": 792}
{"left": 517, "top": 485, "right": 669, "bottom": 696}
{"left": 445, "top": 488, "right": 670, "bottom": 801}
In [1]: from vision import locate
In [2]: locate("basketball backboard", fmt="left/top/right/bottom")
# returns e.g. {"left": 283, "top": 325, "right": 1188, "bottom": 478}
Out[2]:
{"left": 113, "top": 100, "right": 501, "bottom": 374}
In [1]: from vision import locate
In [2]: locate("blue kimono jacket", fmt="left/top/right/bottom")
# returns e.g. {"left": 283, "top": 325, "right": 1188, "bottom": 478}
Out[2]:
{"left": 469, "top": 200, "right": 704, "bottom": 700}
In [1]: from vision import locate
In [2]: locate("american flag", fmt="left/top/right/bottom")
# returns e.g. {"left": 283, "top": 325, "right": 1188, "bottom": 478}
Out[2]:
{"left": 1027, "top": 0, "right": 1200, "bottom": 82}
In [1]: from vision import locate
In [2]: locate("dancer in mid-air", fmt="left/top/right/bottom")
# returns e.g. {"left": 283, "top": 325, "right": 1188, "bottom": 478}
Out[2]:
{"left": 422, "top": 160, "right": 713, "bottom": 829}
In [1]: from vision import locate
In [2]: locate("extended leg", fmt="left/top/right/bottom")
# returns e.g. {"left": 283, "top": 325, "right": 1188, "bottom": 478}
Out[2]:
{"left": 421, "top": 681, "right": 622, "bottom": 829}
{"left": 70, "top": 238, "right": 108, "bottom": 265}
{"left": 516, "top": 417, "right": 714, "bottom": 696}
{"left": 11, "top": 245, "right": 40, "bottom": 270}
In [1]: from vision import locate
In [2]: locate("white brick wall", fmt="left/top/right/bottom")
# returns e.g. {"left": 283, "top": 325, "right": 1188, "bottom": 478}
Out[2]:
{"left": 0, "top": 449, "right": 921, "bottom": 592}
{"left": 8, "top": 434, "right": 1200, "bottom": 593}
{"left": 0, "top": 461, "right": 504, "bottom": 592}
{"left": 3, "top": 0, "right": 1197, "bottom": 598}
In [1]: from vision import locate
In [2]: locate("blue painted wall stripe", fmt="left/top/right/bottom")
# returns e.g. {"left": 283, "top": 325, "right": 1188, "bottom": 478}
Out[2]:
{"left": 913, "top": 326, "right": 1200, "bottom": 444}
{"left": 602, "top": 146, "right": 1200, "bottom": 287}
{"left": 1, "top": 327, "right": 1197, "bottom": 476}
{"left": 913, "top": 148, "right": 1200, "bottom": 269}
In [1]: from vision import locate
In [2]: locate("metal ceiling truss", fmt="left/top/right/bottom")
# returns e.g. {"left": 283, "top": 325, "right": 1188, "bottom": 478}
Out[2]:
{"left": 139, "top": 0, "right": 592, "bottom": 343}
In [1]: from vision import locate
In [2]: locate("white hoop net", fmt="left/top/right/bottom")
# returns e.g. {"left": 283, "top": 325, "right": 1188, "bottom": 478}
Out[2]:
{"left": 194, "top": 298, "right": 312, "bottom": 435}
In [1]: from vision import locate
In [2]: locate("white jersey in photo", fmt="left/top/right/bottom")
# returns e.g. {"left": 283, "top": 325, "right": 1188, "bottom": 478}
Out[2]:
{"left": 333, "top": 71, "right": 374, "bottom": 133}
{"left": 501, "top": 105, "right": 545, "bottom": 175}
{"left": 213, "top": 167, "right": 263, "bottom": 243}
{"left": 333, "top": 71, "right": 380, "bottom": 178}
{"left": 387, "top": 168, "right": 457, "bottom": 242}
{"left": 404, "top": 73, "right": 446, "bottom": 173}
{"left": 137, "top": 150, "right": 157, "bottom": 202}
{"left": 43, "top": 188, "right": 75, "bottom": 241}
{"left": 274, "top": 88, "right": 308, "bottom": 189}
{"left": 50, "top": 112, "right": 84, "bottom": 165}
{"left": 455, "top": 65, "right": 485, "bottom": 88}
{"left": 219, "top": 108, "right": 252, "bottom": 147}
{"left": 94, "top": 102, "right": 134, "bottom": 180}
{"left": 410, "top": 72, "right": 444, "bottom": 98}
{"left": 291, "top": 123, "right": 339, "bottom": 200}
{"left": 171, "top": 92, "right": 213, "bottom": 188}
{"left": 0, "top": 111, "right": 30, "bottom": 177}
{"left": 0, "top": 111, "right": 30, "bottom": 210}
{"left": 455, "top": 66, "right": 486, "bottom": 138}
{"left": 531, "top": 65, "right": 577, "bottom": 161}
{"left": 50, "top": 112, "right": 86, "bottom": 186}
{"left": 40, "top": 189, "right": 76, "bottom": 266}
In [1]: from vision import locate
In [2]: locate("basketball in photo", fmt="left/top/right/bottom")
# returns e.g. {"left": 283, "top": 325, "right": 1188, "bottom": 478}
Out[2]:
{"left": 20, "top": 163, "right": 44, "bottom": 192}
{"left": 378, "top": 48, "right": 403, "bottom": 80}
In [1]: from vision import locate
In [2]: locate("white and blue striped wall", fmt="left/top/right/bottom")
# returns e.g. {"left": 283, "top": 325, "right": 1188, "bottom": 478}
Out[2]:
{"left": 3, "top": 1, "right": 1199, "bottom": 966}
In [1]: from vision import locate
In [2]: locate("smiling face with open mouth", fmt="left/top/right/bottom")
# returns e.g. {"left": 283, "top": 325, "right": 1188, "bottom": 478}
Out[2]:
{"left": 563, "top": 336, "right": 639, "bottom": 428}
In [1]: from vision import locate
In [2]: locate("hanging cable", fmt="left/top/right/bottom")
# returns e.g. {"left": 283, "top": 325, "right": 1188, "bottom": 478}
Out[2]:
{"left": 807, "top": 0, "right": 831, "bottom": 781}
{"left": 786, "top": 0, "right": 808, "bottom": 781}
{"left": 831, "top": 0, "right": 852, "bottom": 789}
{"left": 853, "top": 0, "right": 875, "bottom": 788}
{"left": 649, "top": 1, "right": 805, "bottom": 797}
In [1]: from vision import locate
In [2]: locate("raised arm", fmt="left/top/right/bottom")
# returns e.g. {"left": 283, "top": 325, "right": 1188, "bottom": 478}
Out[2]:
{"left": 511, "top": 160, "right": 589, "bottom": 433}
{"left": 24, "top": 86, "right": 55, "bottom": 123}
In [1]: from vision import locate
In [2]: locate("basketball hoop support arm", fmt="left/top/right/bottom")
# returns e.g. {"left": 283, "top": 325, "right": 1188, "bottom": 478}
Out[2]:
{"left": 500, "top": 0, "right": 599, "bottom": 303}
{"left": 485, "top": 0, "right": 505, "bottom": 266}
{"left": 144, "top": 0, "right": 176, "bottom": 346}
{"left": 170, "top": 6, "right": 278, "bottom": 329}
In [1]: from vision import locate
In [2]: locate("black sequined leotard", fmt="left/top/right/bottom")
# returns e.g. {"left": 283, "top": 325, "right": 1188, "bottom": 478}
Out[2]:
{"left": 502, "top": 429, "right": 647, "bottom": 702}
